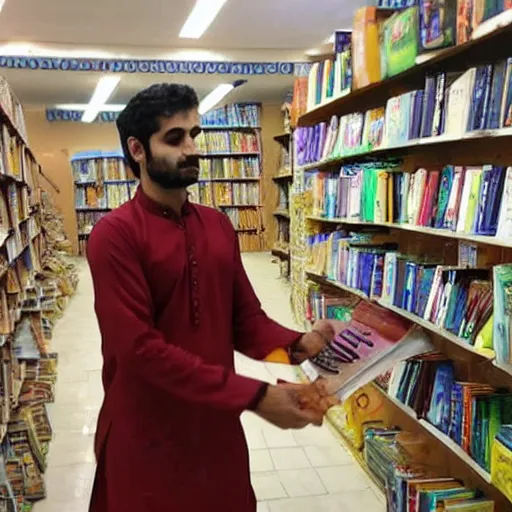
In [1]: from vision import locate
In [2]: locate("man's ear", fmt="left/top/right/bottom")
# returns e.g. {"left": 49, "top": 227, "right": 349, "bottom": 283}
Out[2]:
{"left": 127, "top": 137, "right": 145, "bottom": 165}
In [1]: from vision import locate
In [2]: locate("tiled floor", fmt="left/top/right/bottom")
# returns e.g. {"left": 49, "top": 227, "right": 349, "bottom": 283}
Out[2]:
{"left": 34, "top": 252, "right": 385, "bottom": 512}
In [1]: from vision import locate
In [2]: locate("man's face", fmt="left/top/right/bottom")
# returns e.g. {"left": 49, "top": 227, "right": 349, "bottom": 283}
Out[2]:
{"left": 145, "top": 108, "right": 202, "bottom": 189}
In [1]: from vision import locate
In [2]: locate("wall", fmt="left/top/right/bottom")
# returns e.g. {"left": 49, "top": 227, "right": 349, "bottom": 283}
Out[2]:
{"left": 25, "top": 103, "right": 284, "bottom": 254}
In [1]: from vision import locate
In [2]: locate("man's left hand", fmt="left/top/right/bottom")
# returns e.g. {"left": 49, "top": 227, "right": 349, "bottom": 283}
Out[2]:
{"left": 291, "top": 319, "right": 335, "bottom": 363}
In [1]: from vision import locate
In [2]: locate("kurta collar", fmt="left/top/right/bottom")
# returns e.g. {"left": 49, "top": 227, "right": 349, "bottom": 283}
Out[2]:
{"left": 135, "top": 187, "right": 193, "bottom": 221}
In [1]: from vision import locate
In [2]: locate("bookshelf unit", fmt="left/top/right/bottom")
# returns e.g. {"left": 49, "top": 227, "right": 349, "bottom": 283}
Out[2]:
{"left": 0, "top": 75, "right": 78, "bottom": 509}
{"left": 270, "top": 98, "right": 294, "bottom": 277}
{"left": 189, "top": 103, "right": 266, "bottom": 252}
{"left": 71, "top": 151, "right": 137, "bottom": 256}
{"left": 289, "top": 12, "right": 512, "bottom": 512}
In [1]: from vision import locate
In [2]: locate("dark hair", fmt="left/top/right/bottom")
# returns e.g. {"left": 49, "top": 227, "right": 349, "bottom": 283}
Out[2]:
{"left": 116, "top": 83, "right": 199, "bottom": 178}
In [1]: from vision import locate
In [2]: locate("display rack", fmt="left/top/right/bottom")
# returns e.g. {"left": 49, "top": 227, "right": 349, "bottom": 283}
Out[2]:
{"left": 289, "top": 11, "right": 512, "bottom": 512}
{"left": 270, "top": 98, "right": 294, "bottom": 277}
{"left": 0, "top": 75, "right": 78, "bottom": 509}
{"left": 71, "top": 151, "right": 137, "bottom": 256}
{"left": 189, "top": 103, "right": 266, "bottom": 252}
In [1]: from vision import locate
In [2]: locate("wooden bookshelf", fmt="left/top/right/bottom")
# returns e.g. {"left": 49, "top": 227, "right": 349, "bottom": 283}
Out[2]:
{"left": 288, "top": 16, "right": 512, "bottom": 511}
{"left": 298, "top": 19, "right": 512, "bottom": 126}
{"left": 71, "top": 151, "right": 137, "bottom": 256}
{"left": 192, "top": 106, "right": 266, "bottom": 252}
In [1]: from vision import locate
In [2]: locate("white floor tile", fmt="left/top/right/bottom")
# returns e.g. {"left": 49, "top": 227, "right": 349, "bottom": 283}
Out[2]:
{"left": 278, "top": 468, "right": 326, "bottom": 497}
{"left": 304, "top": 444, "right": 353, "bottom": 467}
{"left": 262, "top": 426, "right": 297, "bottom": 448}
{"left": 257, "top": 503, "right": 271, "bottom": 512}
{"left": 245, "top": 427, "right": 267, "bottom": 450}
{"left": 250, "top": 450, "right": 275, "bottom": 472}
{"left": 270, "top": 447, "right": 311, "bottom": 470}
{"left": 316, "top": 465, "right": 370, "bottom": 493}
{"left": 251, "top": 472, "right": 288, "bottom": 500}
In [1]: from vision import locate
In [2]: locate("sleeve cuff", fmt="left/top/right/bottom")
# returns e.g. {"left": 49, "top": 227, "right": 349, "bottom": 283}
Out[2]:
{"left": 247, "top": 382, "right": 269, "bottom": 411}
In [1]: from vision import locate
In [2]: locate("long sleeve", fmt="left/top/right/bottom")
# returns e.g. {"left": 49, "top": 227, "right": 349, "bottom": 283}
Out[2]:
{"left": 231, "top": 230, "right": 303, "bottom": 360}
{"left": 87, "top": 218, "right": 264, "bottom": 414}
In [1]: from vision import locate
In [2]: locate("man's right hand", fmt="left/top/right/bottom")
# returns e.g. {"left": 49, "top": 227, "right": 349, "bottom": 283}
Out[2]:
{"left": 254, "top": 383, "right": 325, "bottom": 429}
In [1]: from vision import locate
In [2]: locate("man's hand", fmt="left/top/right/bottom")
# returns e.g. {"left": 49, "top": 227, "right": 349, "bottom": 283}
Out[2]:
{"left": 291, "top": 319, "right": 335, "bottom": 363}
{"left": 255, "top": 383, "right": 324, "bottom": 429}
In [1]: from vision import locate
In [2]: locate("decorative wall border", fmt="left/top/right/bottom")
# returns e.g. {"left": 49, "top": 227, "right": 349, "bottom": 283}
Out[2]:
{"left": 0, "top": 56, "right": 311, "bottom": 77}
{"left": 46, "top": 110, "right": 119, "bottom": 123}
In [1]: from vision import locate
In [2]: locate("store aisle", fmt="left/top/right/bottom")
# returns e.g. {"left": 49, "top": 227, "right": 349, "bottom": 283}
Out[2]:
{"left": 34, "top": 252, "right": 385, "bottom": 512}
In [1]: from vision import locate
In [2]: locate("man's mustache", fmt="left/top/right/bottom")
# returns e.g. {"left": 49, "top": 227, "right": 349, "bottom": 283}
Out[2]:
{"left": 178, "top": 155, "right": 200, "bottom": 169}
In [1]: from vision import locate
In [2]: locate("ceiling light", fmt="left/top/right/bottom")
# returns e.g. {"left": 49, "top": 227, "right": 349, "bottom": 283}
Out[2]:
{"left": 81, "top": 76, "right": 121, "bottom": 123}
{"left": 179, "top": 0, "right": 228, "bottom": 39}
{"left": 198, "top": 84, "right": 233, "bottom": 115}
{"left": 198, "top": 80, "right": 246, "bottom": 115}
{"left": 56, "top": 103, "right": 126, "bottom": 112}
{"left": 0, "top": 0, "right": 6, "bottom": 13}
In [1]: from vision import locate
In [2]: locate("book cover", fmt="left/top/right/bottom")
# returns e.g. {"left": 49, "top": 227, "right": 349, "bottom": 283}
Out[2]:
{"left": 487, "top": 60, "right": 507, "bottom": 129}
{"left": 421, "top": 75, "right": 437, "bottom": 137}
{"left": 419, "top": 0, "right": 457, "bottom": 52}
{"left": 468, "top": 65, "right": 493, "bottom": 131}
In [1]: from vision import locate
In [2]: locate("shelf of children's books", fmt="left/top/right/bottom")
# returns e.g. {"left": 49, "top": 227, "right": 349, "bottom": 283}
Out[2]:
{"left": 305, "top": 271, "right": 496, "bottom": 362}
{"left": 200, "top": 152, "right": 260, "bottom": 158}
{"left": 218, "top": 204, "right": 263, "bottom": 208}
{"left": 306, "top": 215, "right": 512, "bottom": 249}
{"left": 296, "top": 129, "right": 512, "bottom": 173}
{"left": 298, "top": 22, "right": 512, "bottom": 127}
{"left": 75, "top": 207, "right": 112, "bottom": 212}
{"left": 370, "top": 383, "right": 493, "bottom": 484}
{"left": 273, "top": 210, "right": 290, "bottom": 219}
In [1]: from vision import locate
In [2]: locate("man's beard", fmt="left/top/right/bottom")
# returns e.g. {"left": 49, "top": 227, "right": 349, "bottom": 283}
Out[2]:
{"left": 147, "top": 154, "right": 200, "bottom": 189}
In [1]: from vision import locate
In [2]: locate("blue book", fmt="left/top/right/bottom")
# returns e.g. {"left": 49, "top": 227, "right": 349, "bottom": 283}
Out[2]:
{"left": 420, "top": 75, "right": 436, "bottom": 138}
{"left": 426, "top": 362, "right": 454, "bottom": 433}
{"left": 502, "top": 58, "right": 512, "bottom": 128}
{"left": 487, "top": 60, "right": 507, "bottom": 129}
{"left": 468, "top": 65, "right": 493, "bottom": 131}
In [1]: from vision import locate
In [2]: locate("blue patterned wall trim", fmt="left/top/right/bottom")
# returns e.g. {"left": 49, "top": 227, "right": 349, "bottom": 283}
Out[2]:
{"left": 0, "top": 56, "right": 312, "bottom": 76}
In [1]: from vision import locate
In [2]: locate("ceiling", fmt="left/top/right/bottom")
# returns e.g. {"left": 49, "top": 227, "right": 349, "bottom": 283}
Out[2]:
{"left": 0, "top": 0, "right": 361, "bottom": 50}
{"left": 3, "top": 68, "right": 295, "bottom": 107}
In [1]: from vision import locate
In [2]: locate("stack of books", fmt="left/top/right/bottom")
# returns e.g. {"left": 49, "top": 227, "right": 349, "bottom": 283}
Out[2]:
{"left": 199, "top": 157, "right": 260, "bottom": 179}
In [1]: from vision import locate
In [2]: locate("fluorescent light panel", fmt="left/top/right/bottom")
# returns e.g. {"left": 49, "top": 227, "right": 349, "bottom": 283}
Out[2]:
{"left": 81, "top": 76, "right": 121, "bottom": 123}
{"left": 198, "top": 84, "right": 234, "bottom": 115}
{"left": 0, "top": 0, "right": 5, "bottom": 13}
{"left": 56, "top": 103, "right": 126, "bottom": 112}
{"left": 179, "top": 0, "right": 228, "bottom": 39}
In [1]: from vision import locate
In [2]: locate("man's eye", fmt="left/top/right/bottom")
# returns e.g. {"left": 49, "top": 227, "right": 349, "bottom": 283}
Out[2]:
{"left": 167, "top": 134, "right": 184, "bottom": 146}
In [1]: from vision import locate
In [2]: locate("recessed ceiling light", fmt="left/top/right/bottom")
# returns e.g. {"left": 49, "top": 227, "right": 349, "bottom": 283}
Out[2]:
{"left": 179, "top": 0, "right": 228, "bottom": 39}
{"left": 81, "top": 76, "right": 120, "bottom": 123}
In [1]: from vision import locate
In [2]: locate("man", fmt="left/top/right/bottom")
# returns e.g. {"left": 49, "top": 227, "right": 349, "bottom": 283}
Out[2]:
{"left": 87, "top": 83, "right": 330, "bottom": 512}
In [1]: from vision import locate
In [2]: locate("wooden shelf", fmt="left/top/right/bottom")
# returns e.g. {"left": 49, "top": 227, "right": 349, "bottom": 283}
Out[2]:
{"left": 306, "top": 214, "right": 512, "bottom": 249}
{"left": 271, "top": 247, "right": 290, "bottom": 260}
{"left": 296, "top": 128, "right": 512, "bottom": 171}
{"left": 273, "top": 210, "right": 290, "bottom": 219}
{"left": 235, "top": 227, "right": 259, "bottom": 233}
{"left": 272, "top": 173, "right": 293, "bottom": 181}
{"left": 298, "top": 20, "right": 512, "bottom": 126}
{"left": 75, "top": 179, "right": 137, "bottom": 185}
{"left": 273, "top": 133, "right": 291, "bottom": 147}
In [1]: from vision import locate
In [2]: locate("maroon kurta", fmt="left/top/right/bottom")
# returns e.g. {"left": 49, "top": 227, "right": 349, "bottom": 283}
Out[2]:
{"left": 86, "top": 188, "right": 301, "bottom": 512}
